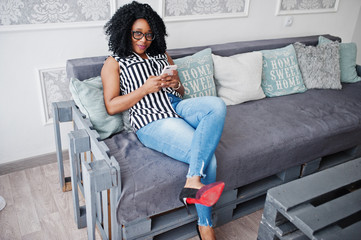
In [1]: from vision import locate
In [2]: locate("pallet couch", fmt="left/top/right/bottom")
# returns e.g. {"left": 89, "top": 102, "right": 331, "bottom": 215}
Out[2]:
{"left": 53, "top": 34, "right": 361, "bottom": 240}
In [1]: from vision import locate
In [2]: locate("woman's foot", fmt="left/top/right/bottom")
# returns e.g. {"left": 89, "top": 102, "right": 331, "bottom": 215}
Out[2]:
{"left": 198, "top": 225, "right": 216, "bottom": 240}
{"left": 184, "top": 176, "right": 204, "bottom": 189}
{"left": 179, "top": 181, "right": 225, "bottom": 207}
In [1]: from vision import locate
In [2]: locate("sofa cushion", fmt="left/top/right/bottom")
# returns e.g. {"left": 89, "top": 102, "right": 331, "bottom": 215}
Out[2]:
{"left": 261, "top": 44, "right": 307, "bottom": 97}
{"left": 318, "top": 36, "right": 361, "bottom": 83}
{"left": 294, "top": 42, "right": 342, "bottom": 89}
{"left": 69, "top": 76, "right": 132, "bottom": 139}
{"left": 174, "top": 48, "right": 217, "bottom": 99}
{"left": 212, "top": 52, "right": 265, "bottom": 105}
{"left": 215, "top": 82, "right": 361, "bottom": 190}
{"left": 108, "top": 82, "right": 361, "bottom": 224}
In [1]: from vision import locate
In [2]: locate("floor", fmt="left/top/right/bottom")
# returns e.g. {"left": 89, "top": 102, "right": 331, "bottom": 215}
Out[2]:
{"left": 0, "top": 160, "right": 263, "bottom": 240}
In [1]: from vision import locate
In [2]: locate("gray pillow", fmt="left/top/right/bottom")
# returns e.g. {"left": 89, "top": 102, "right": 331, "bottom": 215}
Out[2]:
{"left": 318, "top": 36, "right": 361, "bottom": 83}
{"left": 293, "top": 42, "right": 342, "bottom": 89}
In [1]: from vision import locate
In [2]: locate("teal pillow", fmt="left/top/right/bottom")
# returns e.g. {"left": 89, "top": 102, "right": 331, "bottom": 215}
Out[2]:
{"left": 261, "top": 44, "right": 307, "bottom": 97}
{"left": 69, "top": 76, "right": 127, "bottom": 140}
{"left": 174, "top": 48, "right": 217, "bottom": 99}
{"left": 318, "top": 36, "right": 361, "bottom": 83}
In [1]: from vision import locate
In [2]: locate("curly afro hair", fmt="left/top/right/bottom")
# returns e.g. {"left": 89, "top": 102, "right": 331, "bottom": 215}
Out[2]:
{"left": 104, "top": 1, "right": 167, "bottom": 58}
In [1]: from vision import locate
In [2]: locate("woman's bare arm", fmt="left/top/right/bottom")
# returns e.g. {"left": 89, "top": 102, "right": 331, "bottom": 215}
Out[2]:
{"left": 101, "top": 57, "right": 164, "bottom": 115}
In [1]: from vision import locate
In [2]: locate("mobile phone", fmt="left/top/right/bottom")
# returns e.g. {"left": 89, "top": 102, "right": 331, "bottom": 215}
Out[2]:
{"left": 161, "top": 65, "right": 177, "bottom": 76}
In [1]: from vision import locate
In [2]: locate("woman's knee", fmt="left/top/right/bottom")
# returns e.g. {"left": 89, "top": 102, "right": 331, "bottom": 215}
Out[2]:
{"left": 212, "top": 97, "right": 226, "bottom": 116}
{"left": 205, "top": 97, "right": 226, "bottom": 120}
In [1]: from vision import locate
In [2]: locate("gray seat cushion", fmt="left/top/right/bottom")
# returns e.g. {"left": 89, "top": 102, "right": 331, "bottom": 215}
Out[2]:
{"left": 106, "top": 82, "right": 361, "bottom": 224}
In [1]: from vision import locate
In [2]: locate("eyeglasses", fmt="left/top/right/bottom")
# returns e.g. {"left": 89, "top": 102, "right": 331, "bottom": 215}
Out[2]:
{"left": 132, "top": 31, "right": 155, "bottom": 41}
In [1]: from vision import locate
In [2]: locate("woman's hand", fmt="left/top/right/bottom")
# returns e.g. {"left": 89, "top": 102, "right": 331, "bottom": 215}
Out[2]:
{"left": 159, "top": 70, "right": 181, "bottom": 89}
{"left": 165, "top": 52, "right": 184, "bottom": 96}
{"left": 141, "top": 75, "right": 165, "bottom": 94}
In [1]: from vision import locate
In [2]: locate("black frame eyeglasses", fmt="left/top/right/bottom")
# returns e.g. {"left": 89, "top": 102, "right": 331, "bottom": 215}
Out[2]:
{"left": 132, "top": 31, "right": 155, "bottom": 41}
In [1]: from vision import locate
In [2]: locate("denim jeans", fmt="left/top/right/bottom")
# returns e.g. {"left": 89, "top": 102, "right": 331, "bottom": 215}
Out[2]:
{"left": 136, "top": 94, "right": 226, "bottom": 226}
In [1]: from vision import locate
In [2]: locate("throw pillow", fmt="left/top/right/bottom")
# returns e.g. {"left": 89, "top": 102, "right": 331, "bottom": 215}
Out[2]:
{"left": 261, "top": 44, "right": 307, "bottom": 97}
{"left": 173, "top": 48, "right": 217, "bottom": 99}
{"left": 69, "top": 76, "right": 128, "bottom": 140}
{"left": 293, "top": 42, "right": 342, "bottom": 89}
{"left": 212, "top": 52, "right": 265, "bottom": 105}
{"left": 318, "top": 36, "right": 361, "bottom": 83}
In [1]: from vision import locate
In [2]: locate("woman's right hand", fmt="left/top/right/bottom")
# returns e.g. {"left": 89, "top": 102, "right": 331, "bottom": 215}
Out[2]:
{"left": 142, "top": 75, "right": 164, "bottom": 94}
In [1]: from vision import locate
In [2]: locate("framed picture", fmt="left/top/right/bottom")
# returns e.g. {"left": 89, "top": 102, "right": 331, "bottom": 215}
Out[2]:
{"left": 162, "top": 0, "right": 250, "bottom": 22}
{"left": 0, "top": 0, "right": 117, "bottom": 32}
{"left": 276, "top": 0, "right": 339, "bottom": 15}
{"left": 38, "top": 67, "right": 72, "bottom": 124}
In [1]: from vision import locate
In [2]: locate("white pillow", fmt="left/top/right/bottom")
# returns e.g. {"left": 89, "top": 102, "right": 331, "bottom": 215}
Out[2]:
{"left": 212, "top": 52, "right": 265, "bottom": 105}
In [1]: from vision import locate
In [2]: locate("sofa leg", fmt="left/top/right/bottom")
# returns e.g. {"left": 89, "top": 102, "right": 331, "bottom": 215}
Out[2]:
{"left": 52, "top": 101, "right": 74, "bottom": 191}
{"left": 69, "top": 130, "right": 90, "bottom": 229}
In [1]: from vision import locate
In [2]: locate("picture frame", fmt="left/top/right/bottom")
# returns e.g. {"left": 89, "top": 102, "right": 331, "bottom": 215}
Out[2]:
{"left": 162, "top": 0, "right": 250, "bottom": 22}
{"left": 38, "top": 67, "right": 71, "bottom": 125}
{"left": 0, "top": 0, "right": 117, "bottom": 32}
{"left": 276, "top": 0, "right": 339, "bottom": 16}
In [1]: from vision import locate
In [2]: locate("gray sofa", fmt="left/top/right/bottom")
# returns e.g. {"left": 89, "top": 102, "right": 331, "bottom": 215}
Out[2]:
{"left": 54, "top": 34, "right": 361, "bottom": 240}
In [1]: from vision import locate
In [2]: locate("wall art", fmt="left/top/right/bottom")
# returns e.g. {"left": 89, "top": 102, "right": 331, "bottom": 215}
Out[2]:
{"left": 38, "top": 67, "right": 72, "bottom": 124}
{"left": 0, "top": 0, "right": 116, "bottom": 31}
{"left": 162, "top": 0, "right": 250, "bottom": 22}
{"left": 276, "top": 0, "right": 339, "bottom": 15}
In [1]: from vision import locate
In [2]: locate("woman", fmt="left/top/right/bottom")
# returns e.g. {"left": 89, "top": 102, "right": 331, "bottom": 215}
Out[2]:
{"left": 101, "top": 1, "right": 226, "bottom": 239}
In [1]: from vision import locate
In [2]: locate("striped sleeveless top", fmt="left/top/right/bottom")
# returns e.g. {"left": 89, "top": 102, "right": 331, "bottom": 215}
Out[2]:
{"left": 114, "top": 53, "right": 181, "bottom": 131}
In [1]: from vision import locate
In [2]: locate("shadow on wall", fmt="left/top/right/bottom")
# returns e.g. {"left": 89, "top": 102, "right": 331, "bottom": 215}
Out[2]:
{"left": 352, "top": 5, "right": 361, "bottom": 64}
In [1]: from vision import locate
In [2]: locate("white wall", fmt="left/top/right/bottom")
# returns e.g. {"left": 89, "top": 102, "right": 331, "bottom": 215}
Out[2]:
{"left": 1, "top": 0, "right": 360, "bottom": 165}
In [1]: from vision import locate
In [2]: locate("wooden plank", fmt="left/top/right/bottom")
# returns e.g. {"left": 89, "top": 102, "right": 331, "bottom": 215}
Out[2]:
{"left": 215, "top": 210, "right": 263, "bottom": 240}
{"left": 41, "top": 162, "right": 81, "bottom": 231}
{"left": 0, "top": 189, "right": 22, "bottom": 239}
{"left": 315, "top": 221, "right": 361, "bottom": 240}
{"left": 268, "top": 158, "right": 361, "bottom": 211}
{"left": 292, "top": 189, "right": 361, "bottom": 235}
{"left": 24, "top": 167, "right": 58, "bottom": 219}
{"left": 8, "top": 171, "right": 42, "bottom": 237}
{"left": 258, "top": 219, "right": 308, "bottom": 240}
{"left": 0, "top": 174, "right": 14, "bottom": 206}
{"left": 38, "top": 212, "right": 70, "bottom": 240}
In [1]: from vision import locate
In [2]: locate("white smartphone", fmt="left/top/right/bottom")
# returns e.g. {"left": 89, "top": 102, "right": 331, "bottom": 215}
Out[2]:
{"left": 161, "top": 65, "right": 177, "bottom": 76}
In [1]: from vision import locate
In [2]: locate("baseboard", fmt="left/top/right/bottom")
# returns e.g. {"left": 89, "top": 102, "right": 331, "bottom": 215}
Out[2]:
{"left": 0, "top": 150, "right": 69, "bottom": 176}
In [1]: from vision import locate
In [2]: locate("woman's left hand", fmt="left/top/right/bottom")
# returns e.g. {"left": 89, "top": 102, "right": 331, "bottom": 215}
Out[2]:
{"left": 160, "top": 70, "right": 181, "bottom": 89}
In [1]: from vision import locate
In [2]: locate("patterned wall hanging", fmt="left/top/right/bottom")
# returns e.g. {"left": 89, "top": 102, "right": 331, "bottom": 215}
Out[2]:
{"left": 0, "top": 0, "right": 116, "bottom": 31}
{"left": 276, "top": 0, "right": 339, "bottom": 15}
{"left": 162, "top": 0, "right": 250, "bottom": 22}
{"left": 38, "top": 67, "right": 71, "bottom": 124}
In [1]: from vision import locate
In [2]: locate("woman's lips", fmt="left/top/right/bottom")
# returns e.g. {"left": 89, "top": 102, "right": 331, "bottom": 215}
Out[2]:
{"left": 137, "top": 44, "right": 146, "bottom": 50}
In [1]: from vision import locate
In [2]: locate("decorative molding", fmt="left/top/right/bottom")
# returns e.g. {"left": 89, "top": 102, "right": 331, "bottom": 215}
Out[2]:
{"left": 38, "top": 67, "right": 72, "bottom": 125}
{"left": 276, "top": 0, "right": 339, "bottom": 15}
{"left": 0, "top": 0, "right": 116, "bottom": 32}
{"left": 162, "top": 0, "right": 250, "bottom": 22}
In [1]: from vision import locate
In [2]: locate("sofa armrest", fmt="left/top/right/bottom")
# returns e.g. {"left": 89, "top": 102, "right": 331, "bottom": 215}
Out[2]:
{"left": 357, "top": 65, "right": 361, "bottom": 77}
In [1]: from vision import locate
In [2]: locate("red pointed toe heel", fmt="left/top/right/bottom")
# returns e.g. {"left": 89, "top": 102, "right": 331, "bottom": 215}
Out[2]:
{"left": 179, "top": 181, "right": 225, "bottom": 210}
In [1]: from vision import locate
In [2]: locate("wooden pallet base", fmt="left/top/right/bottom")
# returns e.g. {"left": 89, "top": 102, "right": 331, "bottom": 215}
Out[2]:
{"left": 258, "top": 158, "right": 361, "bottom": 240}
{"left": 53, "top": 101, "right": 361, "bottom": 240}
{"left": 121, "top": 165, "right": 302, "bottom": 240}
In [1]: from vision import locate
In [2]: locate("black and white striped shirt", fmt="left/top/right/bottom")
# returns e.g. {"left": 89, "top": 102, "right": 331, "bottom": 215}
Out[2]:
{"left": 114, "top": 53, "right": 181, "bottom": 131}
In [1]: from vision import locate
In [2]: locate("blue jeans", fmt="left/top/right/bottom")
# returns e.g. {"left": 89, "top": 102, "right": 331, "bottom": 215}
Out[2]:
{"left": 136, "top": 94, "right": 226, "bottom": 227}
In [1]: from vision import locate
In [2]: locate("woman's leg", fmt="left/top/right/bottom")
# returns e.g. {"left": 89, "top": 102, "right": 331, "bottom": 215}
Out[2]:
{"left": 195, "top": 154, "right": 217, "bottom": 227}
{"left": 174, "top": 96, "right": 226, "bottom": 179}
{"left": 136, "top": 96, "right": 226, "bottom": 227}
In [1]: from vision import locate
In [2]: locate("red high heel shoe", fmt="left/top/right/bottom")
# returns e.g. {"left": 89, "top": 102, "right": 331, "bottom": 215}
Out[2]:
{"left": 179, "top": 181, "right": 225, "bottom": 213}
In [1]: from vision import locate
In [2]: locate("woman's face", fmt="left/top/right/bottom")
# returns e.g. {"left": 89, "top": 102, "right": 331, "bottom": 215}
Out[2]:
{"left": 131, "top": 18, "right": 153, "bottom": 58}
